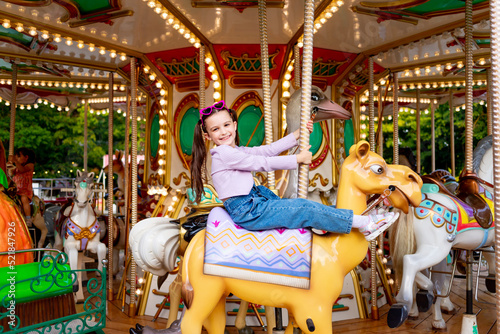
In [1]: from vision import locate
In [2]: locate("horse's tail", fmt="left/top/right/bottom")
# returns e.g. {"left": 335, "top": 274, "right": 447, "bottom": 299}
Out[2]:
{"left": 129, "top": 217, "right": 179, "bottom": 276}
{"left": 389, "top": 208, "right": 416, "bottom": 286}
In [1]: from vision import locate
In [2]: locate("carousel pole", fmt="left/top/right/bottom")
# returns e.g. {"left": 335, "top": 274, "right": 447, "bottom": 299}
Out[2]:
{"left": 129, "top": 57, "right": 138, "bottom": 317}
{"left": 294, "top": 44, "right": 301, "bottom": 89}
{"left": 431, "top": 100, "right": 435, "bottom": 172}
{"left": 461, "top": 0, "right": 477, "bottom": 332}
{"left": 84, "top": 100, "right": 88, "bottom": 172}
{"left": 416, "top": 89, "right": 421, "bottom": 173}
{"left": 488, "top": 69, "right": 493, "bottom": 136}
{"left": 297, "top": 0, "right": 313, "bottom": 199}
{"left": 488, "top": 1, "right": 500, "bottom": 333}
{"left": 259, "top": 0, "right": 275, "bottom": 190}
{"left": 199, "top": 45, "right": 206, "bottom": 110}
{"left": 120, "top": 87, "right": 131, "bottom": 311}
{"left": 450, "top": 90, "right": 455, "bottom": 177}
{"left": 393, "top": 74, "right": 399, "bottom": 165}
{"left": 377, "top": 86, "right": 384, "bottom": 257}
{"left": 107, "top": 73, "right": 115, "bottom": 301}
{"left": 368, "top": 57, "right": 379, "bottom": 320}
{"left": 8, "top": 63, "right": 17, "bottom": 157}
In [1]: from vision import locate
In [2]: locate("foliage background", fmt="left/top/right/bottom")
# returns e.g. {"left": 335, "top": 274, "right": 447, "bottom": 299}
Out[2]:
{"left": 0, "top": 103, "right": 146, "bottom": 178}
{"left": 360, "top": 102, "right": 489, "bottom": 175}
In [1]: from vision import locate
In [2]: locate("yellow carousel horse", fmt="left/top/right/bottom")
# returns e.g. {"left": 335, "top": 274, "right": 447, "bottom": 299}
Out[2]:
{"left": 130, "top": 141, "right": 422, "bottom": 334}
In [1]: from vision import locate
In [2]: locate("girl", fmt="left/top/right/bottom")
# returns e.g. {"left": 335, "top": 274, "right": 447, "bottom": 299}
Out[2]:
{"left": 8, "top": 147, "right": 35, "bottom": 224}
{"left": 191, "top": 101, "right": 398, "bottom": 241}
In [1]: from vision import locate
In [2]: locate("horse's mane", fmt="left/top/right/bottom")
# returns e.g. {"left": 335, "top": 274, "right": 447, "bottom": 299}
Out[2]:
{"left": 473, "top": 135, "right": 493, "bottom": 174}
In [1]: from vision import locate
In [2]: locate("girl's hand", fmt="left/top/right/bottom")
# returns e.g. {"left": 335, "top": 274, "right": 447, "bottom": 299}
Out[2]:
{"left": 293, "top": 120, "right": 315, "bottom": 140}
{"left": 296, "top": 146, "right": 312, "bottom": 164}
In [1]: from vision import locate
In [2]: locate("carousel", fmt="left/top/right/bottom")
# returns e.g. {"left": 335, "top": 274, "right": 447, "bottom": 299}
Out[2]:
{"left": 0, "top": 0, "right": 499, "bottom": 333}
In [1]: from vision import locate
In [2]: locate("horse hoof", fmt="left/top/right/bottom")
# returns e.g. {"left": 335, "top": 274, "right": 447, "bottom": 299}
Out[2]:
{"left": 485, "top": 275, "right": 496, "bottom": 293}
{"left": 136, "top": 323, "right": 144, "bottom": 331}
{"left": 416, "top": 290, "right": 434, "bottom": 312}
{"left": 72, "top": 281, "right": 79, "bottom": 293}
{"left": 387, "top": 303, "right": 408, "bottom": 328}
{"left": 238, "top": 326, "right": 254, "bottom": 334}
{"left": 130, "top": 328, "right": 140, "bottom": 334}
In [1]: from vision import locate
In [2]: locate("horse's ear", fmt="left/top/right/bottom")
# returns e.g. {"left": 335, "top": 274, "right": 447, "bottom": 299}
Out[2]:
{"left": 76, "top": 170, "right": 82, "bottom": 178}
{"left": 280, "top": 96, "right": 290, "bottom": 106}
{"left": 88, "top": 172, "right": 95, "bottom": 180}
{"left": 354, "top": 141, "right": 371, "bottom": 163}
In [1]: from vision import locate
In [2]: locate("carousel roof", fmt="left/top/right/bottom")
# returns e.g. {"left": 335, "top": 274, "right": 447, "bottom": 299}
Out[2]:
{"left": 0, "top": 0, "right": 492, "bottom": 110}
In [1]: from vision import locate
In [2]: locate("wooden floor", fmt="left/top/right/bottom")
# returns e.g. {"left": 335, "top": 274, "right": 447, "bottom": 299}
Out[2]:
{"left": 104, "top": 277, "right": 498, "bottom": 334}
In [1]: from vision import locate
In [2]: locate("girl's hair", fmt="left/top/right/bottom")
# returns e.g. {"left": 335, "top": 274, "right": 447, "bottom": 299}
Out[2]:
{"left": 15, "top": 147, "right": 36, "bottom": 165}
{"left": 191, "top": 107, "right": 239, "bottom": 203}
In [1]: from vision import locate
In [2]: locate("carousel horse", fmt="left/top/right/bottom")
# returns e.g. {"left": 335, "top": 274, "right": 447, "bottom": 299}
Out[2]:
{"left": 131, "top": 86, "right": 353, "bottom": 334}
{"left": 103, "top": 150, "right": 127, "bottom": 215}
{"left": 0, "top": 169, "right": 34, "bottom": 266}
{"left": 388, "top": 135, "right": 495, "bottom": 330}
{"left": 54, "top": 170, "right": 107, "bottom": 277}
{"left": 129, "top": 141, "right": 422, "bottom": 334}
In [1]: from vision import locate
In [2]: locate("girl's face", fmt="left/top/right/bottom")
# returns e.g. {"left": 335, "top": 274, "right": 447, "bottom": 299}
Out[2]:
{"left": 203, "top": 110, "right": 237, "bottom": 147}
{"left": 15, "top": 152, "right": 28, "bottom": 165}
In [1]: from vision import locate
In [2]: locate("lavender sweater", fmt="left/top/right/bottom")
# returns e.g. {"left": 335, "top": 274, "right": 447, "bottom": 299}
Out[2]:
{"left": 210, "top": 133, "right": 298, "bottom": 200}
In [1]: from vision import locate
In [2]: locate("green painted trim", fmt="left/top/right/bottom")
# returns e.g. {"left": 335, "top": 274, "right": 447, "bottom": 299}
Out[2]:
{"left": 150, "top": 114, "right": 160, "bottom": 159}
{"left": 238, "top": 105, "right": 265, "bottom": 147}
{"left": 179, "top": 107, "right": 200, "bottom": 156}
{"left": 405, "top": 0, "right": 487, "bottom": 15}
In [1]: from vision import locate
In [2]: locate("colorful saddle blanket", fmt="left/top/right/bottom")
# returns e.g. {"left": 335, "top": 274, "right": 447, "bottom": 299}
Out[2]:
{"left": 204, "top": 207, "right": 313, "bottom": 289}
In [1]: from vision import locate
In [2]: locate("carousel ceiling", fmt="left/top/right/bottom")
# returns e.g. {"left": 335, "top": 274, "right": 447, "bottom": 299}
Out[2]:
{"left": 0, "top": 0, "right": 492, "bottom": 109}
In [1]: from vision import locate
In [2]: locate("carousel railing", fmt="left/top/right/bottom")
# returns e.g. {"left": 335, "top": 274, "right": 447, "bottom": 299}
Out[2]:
{"left": 0, "top": 249, "right": 106, "bottom": 334}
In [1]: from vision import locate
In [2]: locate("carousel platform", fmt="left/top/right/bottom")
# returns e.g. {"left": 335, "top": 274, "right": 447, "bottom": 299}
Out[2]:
{"left": 103, "top": 276, "right": 498, "bottom": 334}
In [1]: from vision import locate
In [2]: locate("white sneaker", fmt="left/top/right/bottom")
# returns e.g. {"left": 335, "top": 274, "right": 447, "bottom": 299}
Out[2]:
{"left": 359, "top": 211, "right": 399, "bottom": 242}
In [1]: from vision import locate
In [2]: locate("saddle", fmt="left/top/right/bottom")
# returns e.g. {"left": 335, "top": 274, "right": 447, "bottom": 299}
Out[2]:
{"left": 203, "top": 207, "right": 313, "bottom": 289}
{"left": 423, "top": 170, "right": 492, "bottom": 229}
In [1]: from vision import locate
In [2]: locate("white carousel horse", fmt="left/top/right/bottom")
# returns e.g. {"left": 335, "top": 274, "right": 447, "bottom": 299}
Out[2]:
{"left": 388, "top": 135, "right": 495, "bottom": 329}
{"left": 129, "top": 141, "right": 422, "bottom": 334}
{"left": 54, "top": 170, "right": 107, "bottom": 276}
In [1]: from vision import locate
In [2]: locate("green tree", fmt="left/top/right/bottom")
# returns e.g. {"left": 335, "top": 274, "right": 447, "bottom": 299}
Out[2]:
{"left": 0, "top": 103, "right": 145, "bottom": 179}
{"left": 361, "top": 102, "right": 489, "bottom": 175}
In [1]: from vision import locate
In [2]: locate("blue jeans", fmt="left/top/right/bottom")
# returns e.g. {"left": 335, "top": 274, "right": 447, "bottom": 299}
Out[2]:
{"left": 223, "top": 185, "right": 353, "bottom": 233}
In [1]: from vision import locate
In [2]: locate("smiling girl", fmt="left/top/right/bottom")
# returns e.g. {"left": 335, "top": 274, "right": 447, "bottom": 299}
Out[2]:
{"left": 190, "top": 101, "right": 398, "bottom": 240}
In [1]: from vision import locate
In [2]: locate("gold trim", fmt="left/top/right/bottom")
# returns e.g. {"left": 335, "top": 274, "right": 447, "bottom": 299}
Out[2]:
{"left": 350, "top": 269, "right": 368, "bottom": 319}
{"left": 309, "top": 173, "right": 329, "bottom": 187}
{"left": 221, "top": 49, "right": 280, "bottom": 72}
{"left": 137, "top": 271, "right": 153, "bottom": 316}
{"left": 173, "top": 172, "right": 191, "bottom": 187}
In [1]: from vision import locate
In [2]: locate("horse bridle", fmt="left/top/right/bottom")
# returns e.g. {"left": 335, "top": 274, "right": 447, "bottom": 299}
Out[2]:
{"left": 73, "top": 181, "right": 95, "bottom": 205}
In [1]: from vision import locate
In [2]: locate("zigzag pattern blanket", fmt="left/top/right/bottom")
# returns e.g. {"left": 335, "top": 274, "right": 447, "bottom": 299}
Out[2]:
{"left": 204, "top": 207, "right": 312, "bottom": 289}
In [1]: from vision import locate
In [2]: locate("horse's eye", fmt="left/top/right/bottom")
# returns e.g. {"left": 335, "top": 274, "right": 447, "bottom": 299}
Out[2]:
{"left": 370, "top": 164, "right": 384, "bottom": 175}
{"left": 311, "top": 92, "right": 320, "bottom": 101}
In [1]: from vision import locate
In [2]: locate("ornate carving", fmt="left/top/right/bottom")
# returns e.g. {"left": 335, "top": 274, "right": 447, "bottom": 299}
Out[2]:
{"left": 173, "top": 172, "right": 191, "bottom": 187}
{"left": 313, "top": 58, "right": 347, "bottom": 77}
{"left": 309, "top": 173, "right": 329, "bottom": 188}
{"left": 221, "top": 49, "right": 279, "bottom": 73}
{"left": 156, "top": 55, "right": 200, "bottom": 77}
